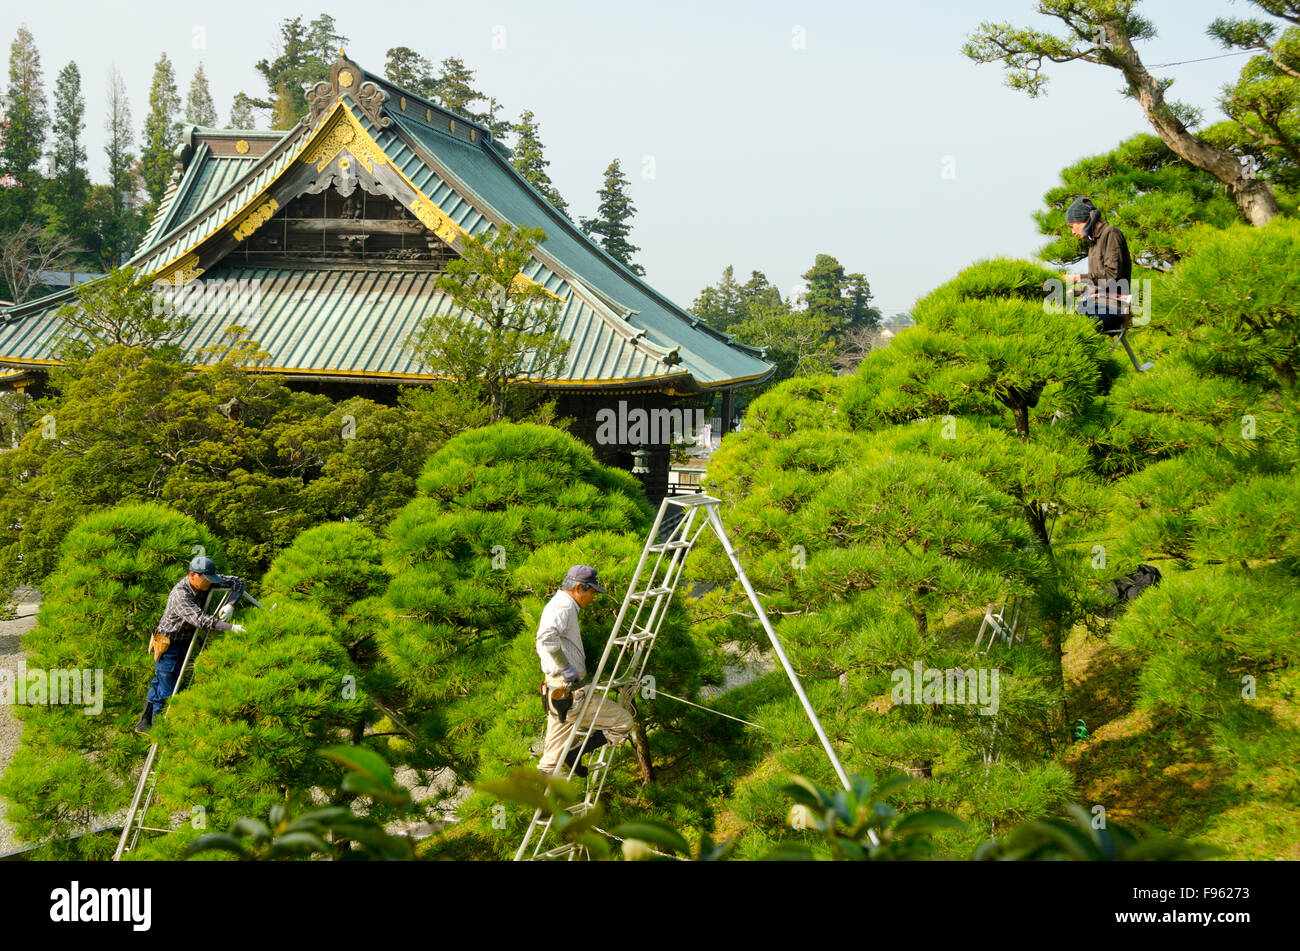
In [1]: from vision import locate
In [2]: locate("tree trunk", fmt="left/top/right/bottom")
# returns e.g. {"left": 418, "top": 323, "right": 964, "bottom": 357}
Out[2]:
{"left": 1108, "top": 25, "right": 1279, "bottom": 226}
{"left": 1012, "top": 403, "right": 1029, "bottom": 440}
{"left": 1024, "top": 503, "right": 1053, "bottom": 558}
{"left": 631, "top": 720, "right": 654, "bottom": 784}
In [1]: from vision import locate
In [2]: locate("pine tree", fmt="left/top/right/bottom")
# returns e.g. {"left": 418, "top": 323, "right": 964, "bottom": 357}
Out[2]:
{"left": 580, "top": 159, "right": 644, "bottom": 276}
{"left": 141, "top": 52, "right": 181, "bottom": 212}
{"left": 135, "top": 522, "right": 394, "bottom": 858}
{"left": 433, "top": 56, "right": 483, "bottom": 117}
{"left": 691, "top": 265, "right": 746, "bottom": 331}
{"left": 184, "top": 62, "right": 217, "bottom": 127}
{"left": 405, "top": 223, "right": 570, "bottom": 421}
{"left": 1, "top": 24, "right": 48, "bottom": 233}
{"left": 510, "top": 110, "right": 569, "bottom": 216}
{"left": 0, "top": 502, "right": 224, "bottom": 856}
{"left": 384, "top": 46, "right": 436, "bottom": 99}
{"left": 41, "top": 61, "right": 89, "bottom": 252}
{"left": 1164, "top": 219, "right": 1300, "bottom": 390}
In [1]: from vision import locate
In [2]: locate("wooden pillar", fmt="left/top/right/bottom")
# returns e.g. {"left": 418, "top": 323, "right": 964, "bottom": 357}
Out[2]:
{"left": 721, "top": 388, "right": 735, "bottom": 433}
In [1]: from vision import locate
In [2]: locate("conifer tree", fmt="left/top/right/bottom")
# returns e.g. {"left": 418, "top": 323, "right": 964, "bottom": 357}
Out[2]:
{"left": 378, "top": 424, "right": 654, "bottom": 769}
{"left": 184, "top": 62, "right": 217, "bottom": 127}
{"left": 136, "top": 522, "right": 395, "bottom": 858}
{"left": 1, "top": 24, "right": 48, "bottom": 233}
{"left": 41, "top": 61, "right": 89, "bottom": 251}
{"left": 580, "top": 159, "right": 645, "bottom": 275}
{"left": 511, "top": 109, "right": 570, "bottom": 216}
{"left": 384, "top": 46, "right": 437, "bottom": 98}
{"left": 228, "top": 92, "right": 260, "bottom": 129}
{"left": 141, "top": 52, "right": 182, "bottom": 212}
{"left": 102, "top": 64, "right": 141, "bottom": 268}
{"left": 0, "top": 503, "right": 223, "bottom": 856}
{"left": 405, "top": 223, "right": 569, "bottom": 421}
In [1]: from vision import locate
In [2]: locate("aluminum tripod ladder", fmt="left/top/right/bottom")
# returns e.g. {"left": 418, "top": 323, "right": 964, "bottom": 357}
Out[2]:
{"left": 514, "top": 494, "right": 858, "bottom": 861}
{"left": 975, "top": 505, "right": 1059, "bottom": 655}
{"left": 113, "top": 586, "right": 241, "bottom": 861}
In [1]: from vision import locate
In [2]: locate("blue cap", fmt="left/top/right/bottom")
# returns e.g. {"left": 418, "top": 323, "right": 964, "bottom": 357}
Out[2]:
{"left": 563, "top": 565, "right": 606, "bottom": 594}
{"left": 188, "top": 555, "right": 222, "bottom": 584}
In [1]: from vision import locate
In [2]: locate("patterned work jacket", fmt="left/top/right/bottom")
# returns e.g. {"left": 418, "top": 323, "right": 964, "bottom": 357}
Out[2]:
{"left": 155, "top": 575, "right": 242, "bottom": 642}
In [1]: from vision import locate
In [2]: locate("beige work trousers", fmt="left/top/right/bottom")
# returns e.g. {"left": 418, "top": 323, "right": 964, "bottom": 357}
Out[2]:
{"left": 537, "top": 683, "right": 634, "bottom": 774}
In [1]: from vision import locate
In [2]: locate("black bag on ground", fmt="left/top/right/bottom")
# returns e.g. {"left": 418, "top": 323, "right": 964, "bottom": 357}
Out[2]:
{"left": 1110, "top": 564, "right": 1162, "bottom": 603}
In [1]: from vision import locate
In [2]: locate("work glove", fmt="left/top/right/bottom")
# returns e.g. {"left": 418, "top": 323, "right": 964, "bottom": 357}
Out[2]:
{"left": 231, "top": 624, "right": 246, "bottom": 633}
{"left": 217, "top": 603, "right": 235, "bottom": 622}
{"left": 561, "top": 664, "right": 580, "bottom": 685}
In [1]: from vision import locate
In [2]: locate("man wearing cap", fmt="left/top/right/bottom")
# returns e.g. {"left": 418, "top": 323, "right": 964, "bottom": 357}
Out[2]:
{"left": 535, "top": 565, "right": 636, "bottom": 777}
{"left": 133, "top": 555, "right": 247, "bottom": 734}
{"left": 1062, "top": 197, "right": 1132, "bottom": 332}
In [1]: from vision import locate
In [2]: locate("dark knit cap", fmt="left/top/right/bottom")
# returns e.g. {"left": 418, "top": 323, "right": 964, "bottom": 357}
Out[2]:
{"left": 1066, "top": 197, "right": 1095, "bottom": 223}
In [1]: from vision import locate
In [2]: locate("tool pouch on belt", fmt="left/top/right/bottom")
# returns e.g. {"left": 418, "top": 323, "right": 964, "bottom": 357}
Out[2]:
{"left": 148, "top": 627, "right": 170, "bottom": 663}
{"left": 541, "top": 681, "right": 574, "bottom": 723}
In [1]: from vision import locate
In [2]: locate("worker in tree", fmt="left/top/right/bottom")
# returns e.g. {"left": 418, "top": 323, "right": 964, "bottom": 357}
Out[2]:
{"left": 1062, "top": 196, "right": 1132, "bottom": 333}
{"left": 535, "top": 565, "right": 635, "bottom": 777}
{"left": 134, "top": 555, "right": 246, "bottom": 734}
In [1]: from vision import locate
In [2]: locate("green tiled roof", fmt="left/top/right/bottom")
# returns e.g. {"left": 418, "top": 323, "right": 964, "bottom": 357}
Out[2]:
{"left": 0, "top": 59, "right": 773, "bottom": 393}
{"left": 0, "top": 263, "right": 680, "bottom": 384}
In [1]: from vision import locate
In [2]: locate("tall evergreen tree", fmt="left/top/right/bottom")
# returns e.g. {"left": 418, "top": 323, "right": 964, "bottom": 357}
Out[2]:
{"left": 844, "top": 272, "right": 881, "bottom": 332}
{"left": 384, "top": 46, "right": 436, "bottom": 98}
{"left": 692, "top": 265, "right": 746, "bottom": 330}
{"left": 184, "top": 62, "right": 217, "bottom": 127}
{"left": 245, "top": 15, "right": 347, "bottom": 123}
{"left": 141, "top": 53, "right": 181, "bottom": 213}
{"left": 41, "top": 61, "right": 89, "bottom": 253}
{"left": 102, "top": 63, "right": 140, "bottom": 268}
{"left": 228, "top": 92, "right": 260, "bottom": 129}
{"left": 510, "top": 110, "right": 569, "bottom": 216}
{"left": 580, "top": 159, "right": 644, "bottom": 276}
{"left": 800, "top": 253, "right": 848, "bottom": 325}
{"left": 1, "top": 24, "right": 48, "bottom": 233}
{"left": 433, "top": 56, "right": 484, "bottom": 117}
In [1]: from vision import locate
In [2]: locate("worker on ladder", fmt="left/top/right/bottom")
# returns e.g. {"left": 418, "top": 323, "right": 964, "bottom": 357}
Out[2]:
{"left": 535, "top": 565, "right": 635, "bottom": 777}
{"left": 1062, "top": 196, "right": 1132, "bottom": 333}
{"left": 133, "top": 555, "right": 247, "bottom": 734}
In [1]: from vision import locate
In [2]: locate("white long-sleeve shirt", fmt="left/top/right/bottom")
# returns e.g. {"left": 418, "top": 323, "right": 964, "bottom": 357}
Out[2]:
{"left": 535, "top": 589, "right": 585, "bottom": 679}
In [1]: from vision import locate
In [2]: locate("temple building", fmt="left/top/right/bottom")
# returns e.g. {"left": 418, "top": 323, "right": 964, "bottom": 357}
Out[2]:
{"left": 0, "top": 51, "right": 772, "bottom": 497}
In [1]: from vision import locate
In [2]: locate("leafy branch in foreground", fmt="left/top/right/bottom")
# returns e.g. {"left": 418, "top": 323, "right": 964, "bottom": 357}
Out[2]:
{"left": 184, "top": 745, "right": 414, "bottom": 861}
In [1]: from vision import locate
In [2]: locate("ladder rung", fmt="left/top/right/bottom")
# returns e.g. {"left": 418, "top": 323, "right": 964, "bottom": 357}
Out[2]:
{"left": 648, "top": 539, "right": 693, "bottom": 552}
{"left": 629, "top": 587, "right": 672, "bottom": 600}
{"left": 666, "top": 495, "right": 718, "bottom": 508}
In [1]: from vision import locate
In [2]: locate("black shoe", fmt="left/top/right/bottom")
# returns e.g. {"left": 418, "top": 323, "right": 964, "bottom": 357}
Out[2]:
{"left": 133, "top": 701, "right": 155, "bottom": 734}
{"left": 564, "top": 730, "right": 608, "bottom": 777}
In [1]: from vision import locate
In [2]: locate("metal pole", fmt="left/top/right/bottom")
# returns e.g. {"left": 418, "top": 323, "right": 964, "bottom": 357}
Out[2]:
{"left": 704, "top": 506, "right": 852, "bottom": 792}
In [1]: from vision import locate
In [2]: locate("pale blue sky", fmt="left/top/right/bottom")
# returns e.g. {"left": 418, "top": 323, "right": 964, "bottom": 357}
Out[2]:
{"left": 6, "top": 0, "right": 1258, "bottom": 314}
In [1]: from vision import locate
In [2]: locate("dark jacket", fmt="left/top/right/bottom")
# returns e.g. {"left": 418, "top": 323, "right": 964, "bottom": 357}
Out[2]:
{"left": 1084, "top": 221, "right": 1132, "bottom": 291}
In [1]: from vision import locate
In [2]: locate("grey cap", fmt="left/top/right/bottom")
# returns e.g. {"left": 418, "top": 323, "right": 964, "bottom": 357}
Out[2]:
{"left": 563, "top": 565, "right": 606, "bottom": 594}
{"left": 188, "top": 554, "right": 222, "bottom": 584}
{"left": 1066, "top": 197, "right": 1095, "bottom": 223}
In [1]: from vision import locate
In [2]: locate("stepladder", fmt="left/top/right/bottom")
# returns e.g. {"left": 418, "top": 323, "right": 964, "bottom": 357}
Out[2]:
{"left": 113, "top": 585, "right": 234, "bottom": 861}
{"left": 514, "top": 494, "right": 860, "bottom": 861}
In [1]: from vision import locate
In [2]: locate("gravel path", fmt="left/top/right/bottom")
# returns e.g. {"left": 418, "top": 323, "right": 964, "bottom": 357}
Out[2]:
{"left": 0, "top": 586, "right": 41, "bottom": 855}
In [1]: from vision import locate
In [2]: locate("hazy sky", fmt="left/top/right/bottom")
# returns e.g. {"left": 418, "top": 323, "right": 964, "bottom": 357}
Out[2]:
{"left": 5, "top": 0, "right": 1258, "bottom": 314}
